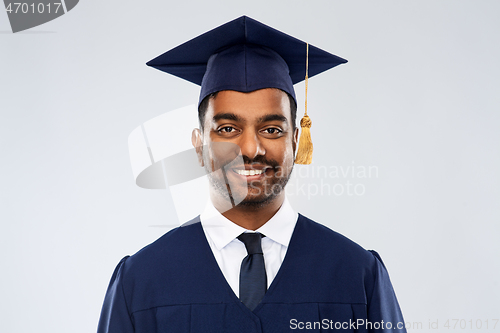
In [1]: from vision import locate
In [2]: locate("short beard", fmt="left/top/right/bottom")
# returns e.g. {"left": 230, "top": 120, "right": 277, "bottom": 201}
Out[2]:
{"left": 205, "top": 165, "right": 236, "bottom": 206}
{"left": 204, "top": 155, "right": 294, "bottom": 209}
{"left": 238, "top": 167, "right": 292, "bottom": 208}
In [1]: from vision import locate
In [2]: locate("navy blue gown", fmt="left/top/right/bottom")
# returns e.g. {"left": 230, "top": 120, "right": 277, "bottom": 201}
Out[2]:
{"left": 98, "top": 214, "right": 407, "bottom": 332}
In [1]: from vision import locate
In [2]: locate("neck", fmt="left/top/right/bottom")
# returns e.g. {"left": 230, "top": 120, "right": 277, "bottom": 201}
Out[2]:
{"left": 211, "top": 193, "right": 285, "bottom": 230}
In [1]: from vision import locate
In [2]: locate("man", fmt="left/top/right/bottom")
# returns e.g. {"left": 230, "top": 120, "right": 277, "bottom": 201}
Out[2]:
{"left": 98, "top": 16, "right": 406, "bottom": 332}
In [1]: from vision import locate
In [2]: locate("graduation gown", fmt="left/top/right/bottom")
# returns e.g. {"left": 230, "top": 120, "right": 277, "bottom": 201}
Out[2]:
{"left": 97, "top": 214, "right": 406, "bottom": 332}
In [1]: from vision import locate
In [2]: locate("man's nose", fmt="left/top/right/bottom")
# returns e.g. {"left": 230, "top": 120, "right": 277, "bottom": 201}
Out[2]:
{"left": 238, "top": 130, "right": 265, "bottom": 159}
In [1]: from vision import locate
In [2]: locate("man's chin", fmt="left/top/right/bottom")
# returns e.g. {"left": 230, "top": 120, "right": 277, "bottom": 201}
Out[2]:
{"left": 234, "top": 190, "right": 282, "bottom": 208}
{"left": 235, "top": 198, "right": 274, "bottom": 209}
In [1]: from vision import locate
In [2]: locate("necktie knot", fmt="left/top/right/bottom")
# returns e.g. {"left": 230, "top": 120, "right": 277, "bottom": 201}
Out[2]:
{"left": 237, "top": 233, "right": 264, "bottom": 255}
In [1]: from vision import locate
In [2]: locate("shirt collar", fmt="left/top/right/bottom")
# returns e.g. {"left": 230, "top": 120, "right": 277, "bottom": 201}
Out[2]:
{"left": 200, "top": 197, "right": 298, "bottom": 251}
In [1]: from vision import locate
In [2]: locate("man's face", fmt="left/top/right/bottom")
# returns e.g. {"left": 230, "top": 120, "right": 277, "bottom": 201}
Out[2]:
{"left": 193, "top": 88, "right": 298, "bottom": 209}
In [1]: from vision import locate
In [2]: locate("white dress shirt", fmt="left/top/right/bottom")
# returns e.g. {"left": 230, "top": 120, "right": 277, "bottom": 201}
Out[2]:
{"left": 199, "top": 197, "right": 298, "bottom": 297}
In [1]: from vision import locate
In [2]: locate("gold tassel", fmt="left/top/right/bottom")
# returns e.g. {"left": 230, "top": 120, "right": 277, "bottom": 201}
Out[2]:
{"left": 295, "top": 43, "right": 313, "bottom": 165}
{"left": 295, "top": 114, "right": 313, "bottom": 164}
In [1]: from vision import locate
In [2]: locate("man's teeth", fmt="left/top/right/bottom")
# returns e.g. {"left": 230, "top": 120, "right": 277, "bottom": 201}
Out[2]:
{"left": 235, "top": 169, "right": 264, "bottom": 176}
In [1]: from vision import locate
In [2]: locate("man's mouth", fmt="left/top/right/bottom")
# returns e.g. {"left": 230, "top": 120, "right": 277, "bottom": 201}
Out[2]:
{"left": 233, "top": 169, "right": 265, "bottom": 176}
{"left": 229, "top": 165, "right": 273, "bottom": 179}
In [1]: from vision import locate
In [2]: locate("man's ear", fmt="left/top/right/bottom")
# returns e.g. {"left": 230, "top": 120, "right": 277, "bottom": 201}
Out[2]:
{"left": 292, "top": 127, "right": 299, "bottom": 153}
{"left": 192, "top": 128, "right": 204, "bottom": 167}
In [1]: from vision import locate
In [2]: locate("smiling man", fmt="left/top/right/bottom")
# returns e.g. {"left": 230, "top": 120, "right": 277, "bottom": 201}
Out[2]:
{"left": 193, "top": 88, "right": 297, "bottom": 230}
{"left": 97, "top": 16, "right": 407, "bottom": 333}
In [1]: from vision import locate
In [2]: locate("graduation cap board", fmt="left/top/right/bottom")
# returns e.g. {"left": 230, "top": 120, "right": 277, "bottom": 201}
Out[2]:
{"left": 147, "top": 15, "right": 347, "bottom": 164}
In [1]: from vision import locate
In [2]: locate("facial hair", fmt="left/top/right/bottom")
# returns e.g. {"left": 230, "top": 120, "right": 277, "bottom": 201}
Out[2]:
{"left": 205, "top": 154, "right": 294, "bottom": 209}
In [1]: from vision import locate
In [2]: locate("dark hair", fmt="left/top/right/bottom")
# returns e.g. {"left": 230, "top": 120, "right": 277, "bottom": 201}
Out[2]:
{"left": 197, "top": 89, "right": 297, "bottom": 131}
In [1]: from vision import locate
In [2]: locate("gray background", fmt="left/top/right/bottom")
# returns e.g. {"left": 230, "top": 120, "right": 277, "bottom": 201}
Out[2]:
{"left": 1, "top": 1, "right": 499, "bottom": 332}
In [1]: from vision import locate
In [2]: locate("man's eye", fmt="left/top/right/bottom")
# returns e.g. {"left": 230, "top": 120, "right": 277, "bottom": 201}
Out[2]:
{"left": 218, "top": 126, "right": 235, "bottom": 133}
{"left": 263, "top": 128, "right": 282, "bottom": 135}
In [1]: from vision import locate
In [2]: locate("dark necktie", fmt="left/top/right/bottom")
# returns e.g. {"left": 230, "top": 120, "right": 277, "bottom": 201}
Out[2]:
{"left": 237, "top": 232, "right": 267, "bottom": 311}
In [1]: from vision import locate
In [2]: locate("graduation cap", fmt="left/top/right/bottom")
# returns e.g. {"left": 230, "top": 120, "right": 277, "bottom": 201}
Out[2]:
{"left": 147, "top": 16, "right": 347, "bottom": 164}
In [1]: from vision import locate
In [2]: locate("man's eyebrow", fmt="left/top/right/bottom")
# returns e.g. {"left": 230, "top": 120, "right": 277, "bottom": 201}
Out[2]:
{"left": 257, "top": 114, "right": 288, "bottom": 123}
{"left": 212, "top": 112, "right": 243, "bottom": 122}
{"left": 211, "top": 112, "right": 288, "bottom": 124}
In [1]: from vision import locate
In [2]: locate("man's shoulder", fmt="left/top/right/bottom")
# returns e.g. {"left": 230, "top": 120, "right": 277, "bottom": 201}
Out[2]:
{"left": 124, "top": 217, "right": 204, "bottom": 271}
{"left": 295, "top": 214, "right": 377, "bottom": 266}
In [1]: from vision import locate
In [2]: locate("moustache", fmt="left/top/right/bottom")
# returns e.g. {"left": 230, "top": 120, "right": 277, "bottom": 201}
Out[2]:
{"left": 221, "top": 155, "right": 281, "bottom": 171}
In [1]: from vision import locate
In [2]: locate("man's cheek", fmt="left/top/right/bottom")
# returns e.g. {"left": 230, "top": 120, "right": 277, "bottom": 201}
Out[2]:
{"left": 210, "top": 142, "right": 242, "bottom": 170}
{"left": 202, "top": 143, "right": 241, "bottom": 172}
{"left": 275, "top": 166, "right": 287, "bottom": 178}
